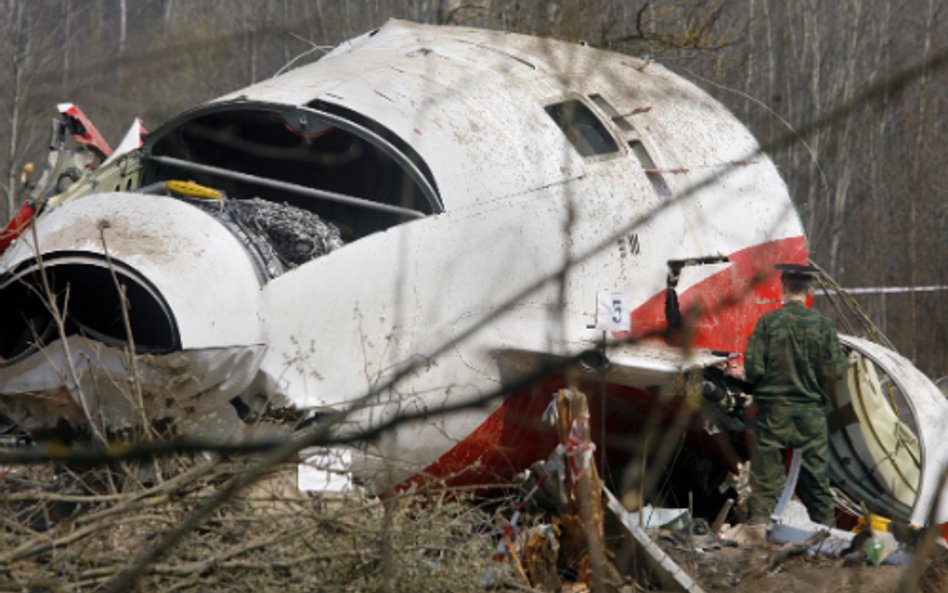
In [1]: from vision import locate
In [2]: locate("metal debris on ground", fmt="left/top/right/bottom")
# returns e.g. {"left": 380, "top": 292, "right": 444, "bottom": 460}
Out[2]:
{"left": 491, "top": 388, "right": 699, "bottom": 592}
{"left": 490, "top": 386, "right": 936, "bottom": 593}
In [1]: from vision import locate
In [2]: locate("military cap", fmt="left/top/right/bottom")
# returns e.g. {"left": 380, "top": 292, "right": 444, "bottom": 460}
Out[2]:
{"left": 775, "top": 263, "right": 819, "bottom": 278}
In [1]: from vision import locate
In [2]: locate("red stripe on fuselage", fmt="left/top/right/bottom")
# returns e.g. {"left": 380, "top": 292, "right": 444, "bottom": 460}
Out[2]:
{"left": 619, "top": 236, "right": 808, "bottom": 356}
{"left": 409, "top": 236, "right": 807, "bottom": 488}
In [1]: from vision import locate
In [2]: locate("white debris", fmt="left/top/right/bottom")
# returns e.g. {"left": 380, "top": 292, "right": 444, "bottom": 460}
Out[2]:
{"left": 298, "top": 447, "right": 353, "bottom": 493}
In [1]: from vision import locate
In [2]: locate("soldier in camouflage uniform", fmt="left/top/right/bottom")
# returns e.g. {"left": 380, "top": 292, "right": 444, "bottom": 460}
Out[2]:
{"left": 743, "top": 264, "right": 850, "bottom": 526}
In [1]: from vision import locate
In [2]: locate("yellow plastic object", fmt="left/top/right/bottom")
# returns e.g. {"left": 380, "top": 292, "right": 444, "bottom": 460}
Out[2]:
{"left": 166, "top": 180, "right": 223, "bottom": 200}
{"left": 854, "top": 513, "right": 891, "bottom": 533}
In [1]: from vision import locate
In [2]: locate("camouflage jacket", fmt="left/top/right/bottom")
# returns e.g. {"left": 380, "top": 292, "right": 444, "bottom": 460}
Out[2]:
{"left": 744, "top": 301, "right": 849, "bottom": 406}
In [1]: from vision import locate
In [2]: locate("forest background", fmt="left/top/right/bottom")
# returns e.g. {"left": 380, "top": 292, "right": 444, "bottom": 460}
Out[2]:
{"left": 0, "top": 0, "right": 944, "bottom": 378}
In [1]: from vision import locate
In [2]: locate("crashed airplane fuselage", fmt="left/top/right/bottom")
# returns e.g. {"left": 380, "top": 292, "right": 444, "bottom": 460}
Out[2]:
{"left": 0, "top": 21, "right": 945, "bottom": 531}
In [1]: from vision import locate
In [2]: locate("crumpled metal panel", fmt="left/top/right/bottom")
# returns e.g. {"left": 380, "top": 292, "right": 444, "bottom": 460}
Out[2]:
{"left": 229, "top": 198, "right": 343, "bottom": 267}
{"left": 838, "top": 335, "right": 948, "bottom": 525}
{"left": 0, "top": 336, "right": 264, "bottom": 435}
{"left": 494, "top": 343, "right": 729, "bottom": 390}
{"left": 0, "top": 191, "right": 268, "bottom": 436}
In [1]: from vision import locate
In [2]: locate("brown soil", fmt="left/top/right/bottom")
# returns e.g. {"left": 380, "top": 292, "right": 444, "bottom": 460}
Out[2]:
{"left": 659, "top": 536, "right": 948, "bottom": 593}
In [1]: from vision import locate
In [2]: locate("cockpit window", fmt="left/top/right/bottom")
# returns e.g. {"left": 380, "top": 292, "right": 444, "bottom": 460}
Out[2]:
{"left": 142, "top": 106, "right": 440, "bottom": 246}
{"left": 588, "top": 94, "right": 634, "bottom": 132}
{"left": 544, "top": 99, "right": 619, "bottom": 157}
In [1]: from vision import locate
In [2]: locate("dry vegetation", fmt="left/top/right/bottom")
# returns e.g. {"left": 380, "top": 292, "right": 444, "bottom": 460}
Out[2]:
{"left": 0, "top": 457, "right": 507, "bottom": 593}
{"left": 4, "top": 454, "right": 947, "bottom": 593}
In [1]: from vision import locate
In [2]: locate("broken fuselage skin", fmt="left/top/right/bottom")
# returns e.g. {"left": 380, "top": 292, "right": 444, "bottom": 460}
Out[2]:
{"left": 1, "top": 21, "right": 943, "bottom": 530}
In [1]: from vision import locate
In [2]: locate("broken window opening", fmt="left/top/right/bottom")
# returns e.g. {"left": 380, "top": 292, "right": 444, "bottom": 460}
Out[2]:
{"left": 588, "top": 94, "right": 634, "bottom": 132}
{"left": 544, "top": 99, "right": 619, "bottom": 157}
{"left": 0, "top": 255, "right": 180, "bottom": 362}
{"left": 628, "top": 140, "right": 671, "bottom": 197}
{"left": 141, "top": 105, "right": 440, "bottom": 246}
{"left": 307, "top": 99, "right": 441, "bottom": 209}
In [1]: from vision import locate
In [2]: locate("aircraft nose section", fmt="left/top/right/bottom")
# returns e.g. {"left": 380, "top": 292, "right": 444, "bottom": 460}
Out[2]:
{"left": 0, "top": 192, "right": 266, "bottom": 436}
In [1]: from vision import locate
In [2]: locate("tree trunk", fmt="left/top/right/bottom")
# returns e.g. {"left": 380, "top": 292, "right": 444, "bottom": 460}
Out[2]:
{"left": 827, "top": 0, "right": 864, "bottom": 277}
{"left": 3, "top": 1, "right": 28, "bottom": 221}
{"left": 62, "top": 0, "right": 70, "bottom": 95}
{"left": 119, "top": 0, "right": 127, "bottom": 54}
{"left": 907, "top": 0, "right": 936, "bottom": 362}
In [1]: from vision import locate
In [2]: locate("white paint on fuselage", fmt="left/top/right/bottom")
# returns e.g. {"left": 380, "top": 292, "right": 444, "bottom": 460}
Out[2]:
{"left": 249, "top": 21, "right": 804, "bottom": 480}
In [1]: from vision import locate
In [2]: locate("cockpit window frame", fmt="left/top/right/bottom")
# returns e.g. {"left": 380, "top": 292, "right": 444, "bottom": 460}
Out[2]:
{"left": 543, "top": 96, "right": 623, "bottom": 160}
{"left": 142, "top": 100, "right": 444, "bottom": 216}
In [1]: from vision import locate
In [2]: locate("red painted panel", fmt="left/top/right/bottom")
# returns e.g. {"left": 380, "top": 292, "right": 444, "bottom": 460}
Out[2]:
{"left": 61, "top": 104, "right": 113, "bottom": 158}
{"left": 0, "top": 201, "right": 34, "bottom": 255}
{"left": 410, "top": 236, "right": 807, "bottom": 487}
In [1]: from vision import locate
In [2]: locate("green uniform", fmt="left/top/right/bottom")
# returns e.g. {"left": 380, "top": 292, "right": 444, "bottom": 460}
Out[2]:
{"left": 744, "top": 300, "right": 849, "bottom": 525}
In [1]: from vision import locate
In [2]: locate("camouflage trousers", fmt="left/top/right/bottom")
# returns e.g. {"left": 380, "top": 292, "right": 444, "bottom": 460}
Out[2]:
{"left": 749, "top": 401, "right": 835, "bottom": 526}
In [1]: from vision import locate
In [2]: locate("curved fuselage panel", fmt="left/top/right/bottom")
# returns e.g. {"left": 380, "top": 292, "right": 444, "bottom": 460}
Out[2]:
{"left": 233, "top": 21, "right": 805, "bottom": 482}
